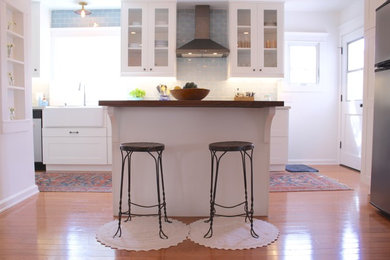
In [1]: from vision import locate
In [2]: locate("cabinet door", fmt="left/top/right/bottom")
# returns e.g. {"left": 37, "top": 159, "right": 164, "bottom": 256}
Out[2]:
{"left": 258, "top": 3, "right": 284, "bottom": 76}
{"left": 229, "top": 3, "right": 258, "bottom": 75}
{"left": 121, "top": 2, "right": 148, "bottom": 73}
{"left": 43, "top": 136, "right": 108, "bottom": 164}
{"left": 148, "top": 3, "right": 176, "bottom": 75}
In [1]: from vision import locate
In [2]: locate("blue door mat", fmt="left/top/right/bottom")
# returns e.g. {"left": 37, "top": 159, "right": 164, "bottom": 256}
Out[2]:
{"left": 285, "top": 164, "right": 319, "bottom": 172}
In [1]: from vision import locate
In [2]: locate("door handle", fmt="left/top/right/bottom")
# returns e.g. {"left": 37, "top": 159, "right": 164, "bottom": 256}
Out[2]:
{"left": 69, "top": 131, "right": 79, "bottom": 134}
{"left": 360, "top": 104, "right": 363, "bottom": 108}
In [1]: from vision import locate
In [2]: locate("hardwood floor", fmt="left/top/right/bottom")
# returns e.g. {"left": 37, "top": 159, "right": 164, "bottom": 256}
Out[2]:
{"left": 1, "top": 165, "right": 390, "bottom": 259}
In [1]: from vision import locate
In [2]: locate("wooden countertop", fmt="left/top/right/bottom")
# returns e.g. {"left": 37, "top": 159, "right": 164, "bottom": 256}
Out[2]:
{"left": 98, "top": 100, "right": 284, "bottom": 108}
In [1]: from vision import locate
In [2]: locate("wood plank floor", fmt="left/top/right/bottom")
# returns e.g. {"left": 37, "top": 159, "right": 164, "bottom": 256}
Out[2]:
{"left": 1, "top": 165, "right": 390, "bottom": 259}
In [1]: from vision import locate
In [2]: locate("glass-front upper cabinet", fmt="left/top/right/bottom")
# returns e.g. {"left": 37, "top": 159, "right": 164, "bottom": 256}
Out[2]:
{"left": 229, "top": 2, "right": 284, "bottom": 77}
{"left": 121, "top": 1, "right": 176, "bottom": 76}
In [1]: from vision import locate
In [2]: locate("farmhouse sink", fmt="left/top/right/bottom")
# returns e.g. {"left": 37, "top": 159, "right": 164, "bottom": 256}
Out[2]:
{"left": 43, "top": 106, "right": 104, "bottom": 127}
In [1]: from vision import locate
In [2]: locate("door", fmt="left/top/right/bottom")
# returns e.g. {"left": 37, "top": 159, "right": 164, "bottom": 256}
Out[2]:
{"left": 259, "top": 3, "right": 283, "bottom": 75}
{"left": 229, "top": 3, "right": 257, "bottom": 75}
{"left": 340, "top": 29, "right": 364, "bottom": 170}
{"left": 149, "top": 3, "right": 175, "bottom": 74}
{"left": 121, "top": 2, "right": 147, "bottom": 73}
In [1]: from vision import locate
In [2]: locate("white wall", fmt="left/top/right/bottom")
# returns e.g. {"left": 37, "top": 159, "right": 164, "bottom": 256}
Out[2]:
{"left": 0, "top": 0, "right": 39, "bottom": 213}
{"left": 281, "top": 11, "right": 340, "bottom": 164}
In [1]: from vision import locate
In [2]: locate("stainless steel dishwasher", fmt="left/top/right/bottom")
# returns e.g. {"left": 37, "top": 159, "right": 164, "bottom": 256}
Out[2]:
{"left": 33, "top": 109, "right": 46, "bottom": 171}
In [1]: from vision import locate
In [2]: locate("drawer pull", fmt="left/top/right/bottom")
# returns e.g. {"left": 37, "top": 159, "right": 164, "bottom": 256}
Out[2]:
{"left": 69, "top": 131, "right": 79, "bottom": 134}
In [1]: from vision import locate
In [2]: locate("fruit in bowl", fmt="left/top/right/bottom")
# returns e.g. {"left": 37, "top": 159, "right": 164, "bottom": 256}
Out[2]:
{"left": 170, "top": 82, "right": 209, "bottom": 100}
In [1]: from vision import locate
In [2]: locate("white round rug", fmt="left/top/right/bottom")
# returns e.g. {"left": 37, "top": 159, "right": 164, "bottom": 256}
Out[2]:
{"left": 189, "top": 217, "right": 279, "bottom": 250}
{"left": 96, "top": 217, "right": 189, "bottom": 251}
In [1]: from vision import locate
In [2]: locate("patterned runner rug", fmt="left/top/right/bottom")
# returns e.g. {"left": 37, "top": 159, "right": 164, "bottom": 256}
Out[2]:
{"left": 35, "top": 172, "right": 111, "bottom": 192}
{"left": 36, "top": 171, "right": 351, "bottom": 193}
{"left": 270, "top": 171, "right": 352, "bottom": 192}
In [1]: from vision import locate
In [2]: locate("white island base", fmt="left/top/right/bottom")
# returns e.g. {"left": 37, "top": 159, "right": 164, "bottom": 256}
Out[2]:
{"left": 103, "top": 101, "right": 281, "bottom": 217}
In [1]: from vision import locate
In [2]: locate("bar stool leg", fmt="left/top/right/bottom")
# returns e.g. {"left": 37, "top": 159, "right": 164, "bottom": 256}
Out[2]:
{"left": 205, "top": 150, "right": 215, "bottom": 224}
{"left": 204, "top": 151, "right": 226, "bottom": 238}
{"left": 158, "top": 151, "right": 171, "bottom": 223}
{"left": 125, "top": 151, "right": 133, "bottom": 222}
{"left": 248, "top": 150, "right": 259, "bottom": 238}
{"left": 150, "top": 151, "right": 168, "bottom": 239}
{"left": 240, "top": 151, "right": 250, "bottom": 223}
{"left": 114, "top": 150, "right": 127, "bottom": 238}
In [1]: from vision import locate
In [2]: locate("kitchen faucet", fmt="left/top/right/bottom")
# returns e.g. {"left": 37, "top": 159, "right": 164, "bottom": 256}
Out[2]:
{"left": 78, "top": 82, "right": 86, "bottom": 106}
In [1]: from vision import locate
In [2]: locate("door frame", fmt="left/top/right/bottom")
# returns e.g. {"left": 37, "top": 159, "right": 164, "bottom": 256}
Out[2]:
{"left": 338, "top": 27, "right": 364, "bottom": 170}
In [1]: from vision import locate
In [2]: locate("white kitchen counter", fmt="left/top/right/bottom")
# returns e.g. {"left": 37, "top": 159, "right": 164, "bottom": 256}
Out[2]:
{"left": 99, "top": 100, "right": 284, "bottom": 217}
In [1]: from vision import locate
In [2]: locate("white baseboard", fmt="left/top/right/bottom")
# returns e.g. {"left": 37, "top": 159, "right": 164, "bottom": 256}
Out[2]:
{"left": 45, "top": 164, "right": 112, "bottom": 172}
{"left": 287, "top": 159, "right": 338, "bottom": 165}
{"left": 269, "top": 164, "right": 286, "bottom": 171}
{"left": 0, "top": 185, "right": 39, "bottom": 214}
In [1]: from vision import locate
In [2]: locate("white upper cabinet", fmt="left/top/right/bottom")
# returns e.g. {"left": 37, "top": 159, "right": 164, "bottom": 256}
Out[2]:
{"left": 121, "top": 1, "right": 176, "bottom": 76}
{"left": 229, "top": 2, "right": 284, "bottom": 77}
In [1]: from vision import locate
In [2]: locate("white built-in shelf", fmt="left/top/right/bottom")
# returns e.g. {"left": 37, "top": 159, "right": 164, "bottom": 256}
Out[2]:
{"left": 238, "top": 47, "right": 251, "bottom": 50}
{"left": 7, "top": 58, "right": 24, "bottom": 65}
{"left": 264, "top": 48, "right": 277, "bottom": 51}
{"left": 8, "top": 86, "right": 24, "bottom": 91}
{"left": 155, "top": 47, "right": 168, "bottom": 50}
{"left": 264, "top": 26, "right": 277, "bottom": 29}
{"left": 237, "top": 25, "right": 251, "bottom": 28}
{"left": 6, "top": 30, "right": 23, "bottom": 39}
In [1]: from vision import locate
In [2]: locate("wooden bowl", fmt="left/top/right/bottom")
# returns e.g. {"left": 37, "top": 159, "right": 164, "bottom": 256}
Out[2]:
{"left": 170, "top": 88, "right": 210, "bottom": 101}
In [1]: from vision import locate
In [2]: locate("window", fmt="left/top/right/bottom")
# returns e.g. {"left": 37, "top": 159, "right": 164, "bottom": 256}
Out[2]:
{"left": 287, "top": 43, "right": 319, "bottom": 85}
{"left": 346, "top": 38, "right": 364, "bottom": 101}
{"left": 50, "top": 27, "right": 121, "bottom": 106}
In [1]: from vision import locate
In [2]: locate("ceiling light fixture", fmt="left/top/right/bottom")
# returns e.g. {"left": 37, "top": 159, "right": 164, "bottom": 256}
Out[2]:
{"left": 74, "top": 2, "right": 91, "bottom": 18}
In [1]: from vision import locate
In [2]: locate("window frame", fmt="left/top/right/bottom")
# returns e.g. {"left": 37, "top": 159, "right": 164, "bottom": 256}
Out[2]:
{"left": 283, "top": 32, "right": 328, "bottom": 93}
{"left": 287, "top": 42, "right": 320, "bottom": 86}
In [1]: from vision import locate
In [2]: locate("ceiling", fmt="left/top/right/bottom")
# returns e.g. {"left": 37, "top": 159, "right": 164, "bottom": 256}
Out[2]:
{"left": 36, "top": 0, "right": 358, "bottom": 12}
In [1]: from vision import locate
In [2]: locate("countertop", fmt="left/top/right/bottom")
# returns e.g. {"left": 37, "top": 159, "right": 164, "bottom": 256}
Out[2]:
{"left": 98, "top": 100, "right": 284, "bottom": 108}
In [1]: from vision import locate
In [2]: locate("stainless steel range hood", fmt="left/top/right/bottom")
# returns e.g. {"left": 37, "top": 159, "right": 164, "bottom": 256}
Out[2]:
{"left": 176, "top": 5, "right": 229, "bottom": 58}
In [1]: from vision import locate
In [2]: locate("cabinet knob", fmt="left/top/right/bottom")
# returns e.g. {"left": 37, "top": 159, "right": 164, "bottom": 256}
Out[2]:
{"left": 360, "top": 103, "right": 363, "bottom": 108}
{"left": 143, "top": 68, "right": 146, "bottom": 71}
{"left": 253, "top": 69, "right": 255, "bottom": 72}
{"left": 259, "top": 69, "right": 262, "bottom": 72}
{"left": 150, "top": 68, "right": 153, "bottom": 71}
{"left": 69, "top": 131, "right": 79, "bottom": 134}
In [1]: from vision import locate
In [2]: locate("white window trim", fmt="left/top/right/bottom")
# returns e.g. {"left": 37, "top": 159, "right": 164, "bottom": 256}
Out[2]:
{"left": 283, "top": 32, "right": 328, "bottom": 93}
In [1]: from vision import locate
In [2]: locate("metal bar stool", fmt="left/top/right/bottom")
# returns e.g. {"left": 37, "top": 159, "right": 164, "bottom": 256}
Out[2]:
{"left": 205, "top": 141, "right": 259, "bottom": 239}
{"left": 114, "top": 142, "right": 171, "bottom": 239}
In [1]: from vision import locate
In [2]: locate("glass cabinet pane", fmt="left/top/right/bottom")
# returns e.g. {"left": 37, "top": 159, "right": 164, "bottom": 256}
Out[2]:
{"left": 263, "top": 9, "right": 277, "bottom": 68}
{"left": 237, "top": 9, "right": 251, "bottom": 68}
{"left": 154, "top": 8, "right": 169, "bottom": 67}
{"left": 128, "top": 9, "right": 142, "bottom": 67}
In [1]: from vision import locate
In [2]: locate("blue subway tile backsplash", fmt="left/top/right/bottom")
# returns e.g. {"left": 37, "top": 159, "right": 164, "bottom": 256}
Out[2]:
{"left": 51, "top": 9, "right": 120, "bottom": 28}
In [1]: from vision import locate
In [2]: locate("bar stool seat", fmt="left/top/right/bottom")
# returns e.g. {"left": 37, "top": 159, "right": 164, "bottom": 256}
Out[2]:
{"left": 205, "top": 140, "right": 259, "bottom": 239}
{"left": 114, "top": 142, "right": 171, "bottom": 239}
{"left": 120, "top": 142, "right": 165, "bottom": 152}
{"left": 209, "top": 141, "right": 254, "bottom": 152}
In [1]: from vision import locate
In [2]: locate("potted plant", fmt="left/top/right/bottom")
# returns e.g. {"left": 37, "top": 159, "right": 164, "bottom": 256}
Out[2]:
{"left": 129, "top": 88, "right": 146, "bottom": 100}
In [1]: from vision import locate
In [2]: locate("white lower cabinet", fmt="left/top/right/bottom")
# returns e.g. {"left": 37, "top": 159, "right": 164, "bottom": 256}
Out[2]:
{"left": 43, "top": 128, "right": 107, "bottom": 165}
{"left": 270, "top": 106, "right": 290, "bottom": 171}
{"left": 42, "top": 107, "right": 112, "bottom": 170}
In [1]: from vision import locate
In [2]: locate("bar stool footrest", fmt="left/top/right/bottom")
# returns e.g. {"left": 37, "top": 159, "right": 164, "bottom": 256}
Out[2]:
{"left": 214, "top": 201, "right": 246, "bottom": 209}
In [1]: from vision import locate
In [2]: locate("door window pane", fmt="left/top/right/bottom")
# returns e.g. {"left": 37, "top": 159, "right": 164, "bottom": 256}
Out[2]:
{"left": 128, "top": 9, "right": 142, "bottom": 67}
{"left": 346, "top": 38, "right": 364, "bottom": 101}
{"left": 237, "top": 9, "right": 251, "bottom": 67}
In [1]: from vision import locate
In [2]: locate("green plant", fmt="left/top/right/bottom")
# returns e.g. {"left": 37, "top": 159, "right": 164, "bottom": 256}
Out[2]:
{"left": 129, "top": 88, "right": 146, "bottom": 98}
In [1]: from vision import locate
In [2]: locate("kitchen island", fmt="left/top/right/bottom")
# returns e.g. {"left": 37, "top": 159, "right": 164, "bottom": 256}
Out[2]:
{"left": 99, "top": 100, "right": 284, "bottom": 216}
